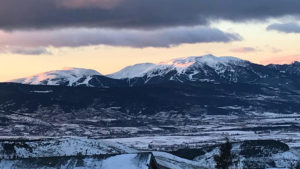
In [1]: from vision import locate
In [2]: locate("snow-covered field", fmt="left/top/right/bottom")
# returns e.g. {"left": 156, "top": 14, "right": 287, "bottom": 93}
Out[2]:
{"left": 2, "top": 113, "right": 300, "bottom": 150}
{"left": 100, "top": 114, "right": 300, "bottom": 151}
{"left": 1, "top": 113, "right": 300, "bottom": 168}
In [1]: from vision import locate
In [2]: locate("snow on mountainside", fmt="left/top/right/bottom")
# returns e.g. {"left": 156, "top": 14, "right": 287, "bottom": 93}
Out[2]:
{"left": 109, "top": 54, "right": 249, "bottom": 80}
{"left": 10, "top": 67, "right": 102, "bottom": 87}
{"left": 108, "top": 63, "right": 156, "bottom": 79}
{"left": 109, "top": 54, "right": 263, "bottom": 84}
{"left": 161, "top": 54, "right": 246, "bottom": 71}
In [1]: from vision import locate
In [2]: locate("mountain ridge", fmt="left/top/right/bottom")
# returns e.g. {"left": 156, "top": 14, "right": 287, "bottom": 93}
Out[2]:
{"left": 9, "top": 54, "right": 300, "bottom": 87}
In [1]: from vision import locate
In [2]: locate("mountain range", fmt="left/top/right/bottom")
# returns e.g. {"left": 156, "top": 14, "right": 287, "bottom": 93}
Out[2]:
{"left": 9, "top": 54, "right": 300, "bottom": 89}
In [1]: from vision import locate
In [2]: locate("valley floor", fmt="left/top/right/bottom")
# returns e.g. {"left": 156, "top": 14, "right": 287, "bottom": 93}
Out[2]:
{"left": 1, "top": 113, "right": 300, "bottom": 168}
{"left": 104, "top": 113, "right": 300, "bottom": 151}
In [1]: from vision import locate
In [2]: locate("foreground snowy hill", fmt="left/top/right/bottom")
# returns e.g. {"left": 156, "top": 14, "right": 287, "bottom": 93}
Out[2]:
{"left": 0, "top": 153, "right": 156, "bottom": 169}
{"left": 0, "top": 137, "right": 299, "bottom": 169}
{"left": 0, "top": 137, "right": 137, "bottom": 159}
{"left": 0, "top": 137, "right": 156, "bottom": 169}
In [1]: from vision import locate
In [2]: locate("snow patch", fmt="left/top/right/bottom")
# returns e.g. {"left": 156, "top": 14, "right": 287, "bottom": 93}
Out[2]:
{"left": 30, "top": 90, "right": 53, "bottom": 93}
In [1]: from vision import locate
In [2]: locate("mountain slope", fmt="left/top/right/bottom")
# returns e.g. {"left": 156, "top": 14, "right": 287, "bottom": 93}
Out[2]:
{"left": 109, "top": 55, "right": 300, "bottom": 87}
{"left": 11, "top": 67, "right": 101, "bottom": 86}
{"left": 110, "top": 54, "right": 248, "bottom": 80}
{"left": 10, "top": 67, "right": 128, "bottom": 88}
{"left": 108, "top": 63, "right": 156, "bottom": 79}
{"left": 109, "top": 55, "right": 268, "bottom": 85}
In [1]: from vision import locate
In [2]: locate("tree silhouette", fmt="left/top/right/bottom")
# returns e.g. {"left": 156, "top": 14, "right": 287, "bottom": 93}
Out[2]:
{"left": 214, "top": 138, "right": 235, "bottom": 169}
{"left": 295, "top": 161, "right": 300, "bottom": 169}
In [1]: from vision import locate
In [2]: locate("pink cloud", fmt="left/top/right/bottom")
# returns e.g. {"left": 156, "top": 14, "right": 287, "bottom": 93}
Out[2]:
{"left": 231, "top": 47, "right": 257, "bottom": 53}
{"left": 58, "top": 0, "right": 123, "bottom": 9}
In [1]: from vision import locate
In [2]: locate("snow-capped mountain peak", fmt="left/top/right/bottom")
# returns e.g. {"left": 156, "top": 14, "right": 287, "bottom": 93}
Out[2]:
{"left": 11, "top": 67, "right": 102, "bottom": 86}
{"left": 109, "top": 55, "right": 248, "bottom": 80}
{"left": 161, "top": 54, "right": 245, "bottom": 69}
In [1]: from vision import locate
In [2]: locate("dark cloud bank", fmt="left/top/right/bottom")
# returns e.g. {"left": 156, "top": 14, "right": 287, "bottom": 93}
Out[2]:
{"left": 0, "top": 27, "right": 241, "bottom": 48}
{"left": 0, "top": 0, "right": 300, "bottom": 30}
{"left": 267, "top": 22, "right": 300, "bottom": 33}
{"left": 1, "top": 0, "right": 299, "bottom": 52}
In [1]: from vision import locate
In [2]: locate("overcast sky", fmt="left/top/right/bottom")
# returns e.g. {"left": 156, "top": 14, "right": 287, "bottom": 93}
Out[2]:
{"left": 1, "top": 0, "right": 300, "bottom": 81}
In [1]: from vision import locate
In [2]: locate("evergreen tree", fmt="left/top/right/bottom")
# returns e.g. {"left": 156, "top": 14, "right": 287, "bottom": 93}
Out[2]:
{"left": 214, "top": 138, "right": 235, "bottom": 169}
{"left": 295, "top": 161, "right": 300, "bottom": 169}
